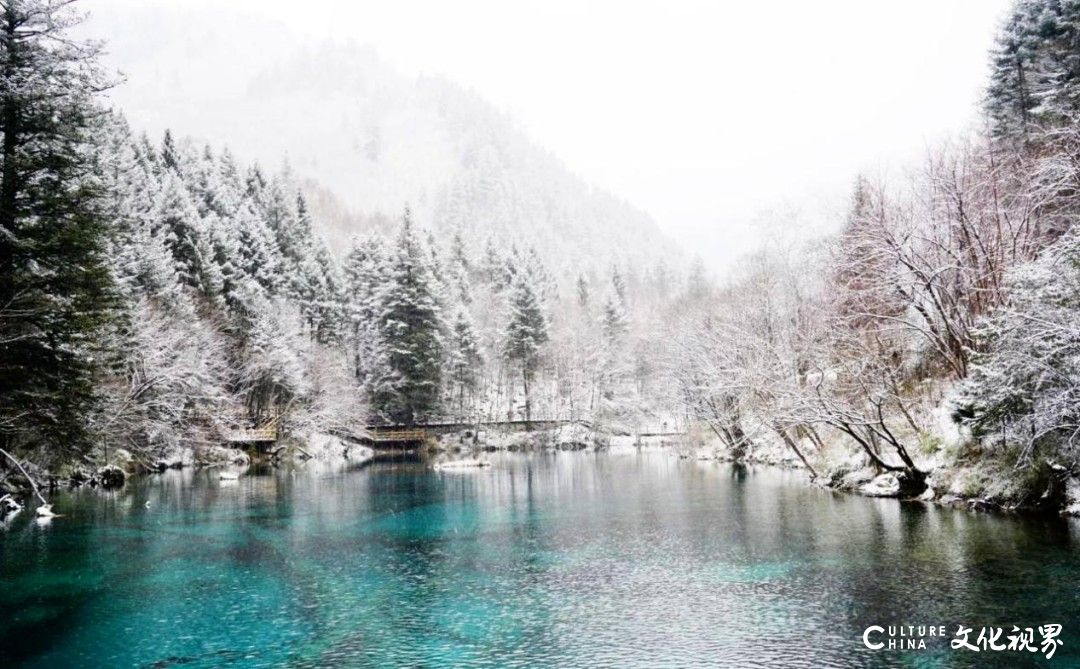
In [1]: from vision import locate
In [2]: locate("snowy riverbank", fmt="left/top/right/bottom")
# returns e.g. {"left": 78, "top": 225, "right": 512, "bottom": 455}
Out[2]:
{"left": 0, "top": 432, "right": 373, "bottom": 501}
{"left": 683, "top": 426, "right": 1080, "bottom": 517}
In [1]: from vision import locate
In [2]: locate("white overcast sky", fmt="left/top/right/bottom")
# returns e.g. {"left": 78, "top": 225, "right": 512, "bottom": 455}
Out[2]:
{"left": 88, "top": 0, "right": 1014, "bottom": 271}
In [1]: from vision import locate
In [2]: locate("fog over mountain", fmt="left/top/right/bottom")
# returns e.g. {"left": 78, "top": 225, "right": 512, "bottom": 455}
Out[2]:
{"left": 86, "top": 4, "right": 681, "bottom": 278}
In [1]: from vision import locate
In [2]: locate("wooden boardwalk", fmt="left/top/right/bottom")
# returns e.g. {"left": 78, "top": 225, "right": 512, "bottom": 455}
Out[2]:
{"left": 366, "top": 428, "right": 429, "bottom": 446}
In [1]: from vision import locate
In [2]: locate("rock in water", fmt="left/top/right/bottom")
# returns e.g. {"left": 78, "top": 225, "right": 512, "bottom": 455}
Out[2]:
{"left": 35, "top": 503, "right": 56, "bottom": 518}
{"left": 860, "top": 473, "right": 901, "bottom": 498}
{"left": 0, "top": 494, "right": 22, "bottom": 515}
{"left": 433, "top": 459, "right": 492, "bottom": 471}
{"left": 97, "top": 465, "right": 125, "bottom": 490}
{"left": 68, "top": 468, "right": 91, "bottom": 486}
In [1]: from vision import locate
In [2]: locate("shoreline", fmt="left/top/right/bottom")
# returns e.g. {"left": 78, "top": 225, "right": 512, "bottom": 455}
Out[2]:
{"left": 700, "top": 447, "right": 1080, "bottom": 519}
{"left": 5, "top": 428, "right": 1078, "bottom": 522}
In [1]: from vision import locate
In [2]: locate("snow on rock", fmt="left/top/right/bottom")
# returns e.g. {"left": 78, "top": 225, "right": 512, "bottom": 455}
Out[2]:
{"left": 861, "top": 473, "right": 901, "bottom": 498}
{"left": 0, "top": 494, "right": 22, "bottom": 515}
{"left": 346, "top": 444, "right": 375, "bottom": 465}
{"left": 194, "top": 446, "right": 249, "bottom": 467}
{"left": 301, "top": 433, "right": 348, "bottom": 459}
{"left": 35, "top": 504, "right": 56, "bottom": 518}
{"left": 290, "top": 433, "right": 374, "bottom": 465}
{"left": 822, "top": 465, "right": 875, "bottom": 491}
{"left": 1064, "top": 477, "right": 1080, "bottom": 517}
{"left": 154, "top": 447, "right": 194, "bottom": 470}
{"left": 478, "top": 431, "right": 542, "bottom": 451}
{"left": 434, "top": 425, "right": 618, "bottom": 454}
{"left": 552, "top": 423, "right": 593, "bottom": 450}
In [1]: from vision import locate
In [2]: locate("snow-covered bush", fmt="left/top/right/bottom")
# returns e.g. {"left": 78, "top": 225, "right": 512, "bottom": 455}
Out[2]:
{"left": 957, "top": 228, "right": 1080, "bottom": 466}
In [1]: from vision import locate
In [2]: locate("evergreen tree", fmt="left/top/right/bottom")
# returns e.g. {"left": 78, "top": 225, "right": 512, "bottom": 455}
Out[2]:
{"left": 986, "top": 0, "right": 1080, "bottom": 140}
{"left": 577, "top": 274, "right": 591, "bottom": 309}
{"left": 376, "top": 210, "right": 444, "bottom": 424}
{"left": 233, "top": 202, "right": 281, "bottom": 296}
{"left": 602, "top": 295, "right": 629, "bottom": 345}
{"left": 686, "top": 257, "right": 710, "bottom": 300}
{"left": 160, "top": 129, "right": 181, "bottom": 173}
{"left": 503, "top": 276, "right": 548, "bottom": 422}
{"left": 611, "top": 265, "right": 627, "bottom": 305}
{"left": 154, "top": 174, "right": 205, "bottom": 291}
{"left": 344, "top": 236, "right": 388, "bottom": 383}
{"left": 448, "top": 308, "right": 483, "bottom": 413}
{"left": 0, "top": 0, "right": 115, "bottom": 455}
{"left": 958, "top": 226, "right": 1080, "bottom": 465}
{"left": 450, "top": 230, "right": 471, "bottom": 276}
{"left": 313, "top": 244, "right": 347, "bottom": 343}
{"left": 480, "top": 236, "right": 505, "bottom": 286}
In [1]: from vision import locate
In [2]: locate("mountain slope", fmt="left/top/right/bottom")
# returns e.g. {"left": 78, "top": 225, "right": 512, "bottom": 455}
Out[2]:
{"left": 88, "top": 5, "right": 680, "bottom": 276}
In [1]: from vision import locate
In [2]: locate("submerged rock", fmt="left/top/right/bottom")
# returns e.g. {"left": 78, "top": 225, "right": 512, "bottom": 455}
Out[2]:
{"left": 433, "top": 458, "right": 492, "bottom": 471}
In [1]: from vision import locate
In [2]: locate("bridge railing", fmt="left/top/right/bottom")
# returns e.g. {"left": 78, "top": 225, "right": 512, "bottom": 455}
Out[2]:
{"left": 368, "top": 428, "right": 428, "bottom": 442}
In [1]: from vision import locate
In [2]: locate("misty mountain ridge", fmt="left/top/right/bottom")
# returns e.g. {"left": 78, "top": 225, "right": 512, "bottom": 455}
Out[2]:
{"left": 90, "top": 6, "right": 681, "bottom": 279}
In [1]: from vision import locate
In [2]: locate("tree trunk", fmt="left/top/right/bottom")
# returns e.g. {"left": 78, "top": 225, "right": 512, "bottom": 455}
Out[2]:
{"left": 0, "top": 447, "right": 47, "bottom": 506}
{"left": 773, "top": 425, "right": 818, "bottom": 478}
{"left": 522, "top": 368, "right": 531, "bottom": 426}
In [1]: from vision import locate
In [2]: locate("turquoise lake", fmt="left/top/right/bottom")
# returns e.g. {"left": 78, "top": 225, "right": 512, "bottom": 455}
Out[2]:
{"left": 2, "top": 449, "right": 1079, "bottom": 668}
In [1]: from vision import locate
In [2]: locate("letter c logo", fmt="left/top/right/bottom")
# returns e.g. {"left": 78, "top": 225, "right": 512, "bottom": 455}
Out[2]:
{"left": 863, "top": 626, "right": 884, "bottom": 650}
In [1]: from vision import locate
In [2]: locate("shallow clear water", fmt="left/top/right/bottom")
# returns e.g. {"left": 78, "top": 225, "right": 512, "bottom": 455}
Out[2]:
{"left": 2, "top": 450, "right": 1079, "bottom": 668}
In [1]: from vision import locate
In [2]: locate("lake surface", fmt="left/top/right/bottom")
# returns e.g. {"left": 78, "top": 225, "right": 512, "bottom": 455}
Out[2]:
{"left": 2, "top": 449, "right": 1079, "bottom": 668}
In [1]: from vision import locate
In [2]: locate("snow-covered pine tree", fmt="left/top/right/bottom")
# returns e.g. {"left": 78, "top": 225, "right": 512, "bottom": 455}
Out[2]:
{"left": 100, "top": 115, "right": 181, "bottom": 307}
{"left": 238, "top": 298, "right": 310, "bottom": 424}
{"left": 313, "top": 244, "right": 347, "bottom": 343}
{"left": 503, "top": 275, "right": 549, "bottom": 423}
{"left": 233, "top": 196, "right": 282, "bottom": 297}
{"left": 154, "top": 173, "right": 212, "bottom": 294}
{"left": 986, "top": 0, "right": 1080, "bottom": 141}
{"left": 480, "top": 236, "right": 506, "bottom": 287}
{"left": 957, "top": 226, "right": 1080, "bottom": 467}
{"left": 375, "top": 210, "right": 444, "bottom": 424}
{"left": 448, "top": 308, "right": 483, "bottom": 414}
{"left": 0, "top": 0, "right": 116, "bottom": 456}
{"left": 611, "top": 265, "right": 627, "bottom": 306}
{"left": 344, "top": 236, "right": 389, "bottom": 384}
{"left": 576, "top": 275, "right": 590, "bottom": 309}
{"left": 447, "top": 231, "right": 474, "bottom": 305}
{"left": 602, "top": 294, "right": 629, "bottom": 345}
{"left": 160, "top": 129, "right": 182, "bottom": 173}
{"left": 597, "top": 293, "right": 630, "bottom": 409}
